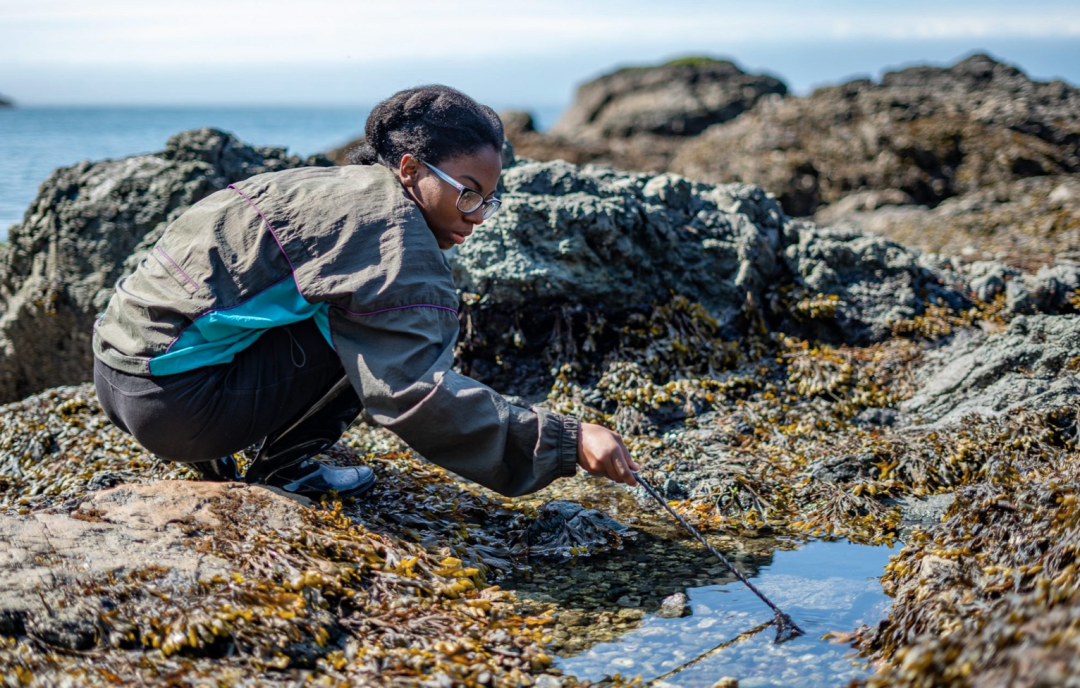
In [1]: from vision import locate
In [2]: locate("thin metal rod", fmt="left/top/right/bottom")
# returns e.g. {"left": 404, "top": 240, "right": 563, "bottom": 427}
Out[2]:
{"left": 632, "top": 471, "right": 804, "bottom": 641}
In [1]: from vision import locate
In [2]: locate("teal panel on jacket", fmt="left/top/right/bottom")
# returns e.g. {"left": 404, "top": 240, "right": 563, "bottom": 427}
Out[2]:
{"left": 148, "top": 277, "right": 333, "bottom": 376}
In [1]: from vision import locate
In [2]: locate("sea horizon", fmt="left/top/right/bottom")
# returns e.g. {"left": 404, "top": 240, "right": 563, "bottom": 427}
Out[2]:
{"left": 0, "top": 104, "right": 564, "bottom": 242}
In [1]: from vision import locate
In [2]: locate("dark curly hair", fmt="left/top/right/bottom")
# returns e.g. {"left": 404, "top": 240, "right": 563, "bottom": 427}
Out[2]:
{"left": 349, "top": 85, "right": 504, "bottom": 167}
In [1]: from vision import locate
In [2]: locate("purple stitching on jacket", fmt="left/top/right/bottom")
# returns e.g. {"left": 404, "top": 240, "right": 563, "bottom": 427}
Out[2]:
{"left": 330, "top": 303, "right": 458, "bottom": 317}
{"left": 227, "top": 184, "right": 299, "bottom": 277}
{"left": 155, "top": 246, "right": 201, "bottom": 292}
{"left": 161, "top": 273, "right": 294, "bottom": 355}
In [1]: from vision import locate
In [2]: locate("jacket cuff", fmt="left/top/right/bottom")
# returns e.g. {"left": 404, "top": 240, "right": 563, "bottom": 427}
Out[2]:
{"left": 558, "top": 415, "right": 581, "bottom": 478}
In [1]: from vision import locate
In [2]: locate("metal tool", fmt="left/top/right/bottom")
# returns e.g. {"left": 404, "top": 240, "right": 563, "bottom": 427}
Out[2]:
{"left": 631, "top": 471, "right": 804, "bottom": 644}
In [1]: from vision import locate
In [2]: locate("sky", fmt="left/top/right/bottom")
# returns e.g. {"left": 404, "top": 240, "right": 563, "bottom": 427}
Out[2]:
{"left": 1, "top": 0, "right": 1079, "bottom": 111}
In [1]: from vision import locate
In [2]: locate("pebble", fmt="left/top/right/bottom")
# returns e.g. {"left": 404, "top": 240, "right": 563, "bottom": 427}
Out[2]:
{"left": 657, "top": 592, "right": 690, "bottom": 618}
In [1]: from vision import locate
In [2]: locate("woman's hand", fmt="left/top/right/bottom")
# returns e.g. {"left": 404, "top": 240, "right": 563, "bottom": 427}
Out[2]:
{"left": 577, "top": 422, "right": 640, "bottom": 487}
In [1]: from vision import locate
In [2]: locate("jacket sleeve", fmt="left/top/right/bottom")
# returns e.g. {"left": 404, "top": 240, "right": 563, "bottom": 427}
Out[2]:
{"left": 327, "top": 304, "right": 580, "bottom": 497}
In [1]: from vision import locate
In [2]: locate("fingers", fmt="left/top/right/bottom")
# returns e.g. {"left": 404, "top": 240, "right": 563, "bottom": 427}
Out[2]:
{"left": 577, "top": 423, "right": 640, "bottom": 487}
{"left": 615, "top": 440, "right": 637, "bottom": 487}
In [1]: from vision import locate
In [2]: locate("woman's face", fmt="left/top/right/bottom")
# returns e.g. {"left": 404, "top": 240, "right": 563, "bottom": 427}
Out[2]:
{"left": 397, "top": 146, "right": 503, "bottom": 250}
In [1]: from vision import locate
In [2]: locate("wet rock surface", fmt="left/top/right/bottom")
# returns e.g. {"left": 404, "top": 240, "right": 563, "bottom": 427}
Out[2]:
{"left": 0, "top": 385, "right": 611, "bottom": 686}
{"left": 0, "top": 482, "right": 293, "bottom": 617}
{"left": 902, "top": 314, "right": 1080, "bottom": 426}
{"left": 0, "top": 128, "right": 331, "bottom": 403}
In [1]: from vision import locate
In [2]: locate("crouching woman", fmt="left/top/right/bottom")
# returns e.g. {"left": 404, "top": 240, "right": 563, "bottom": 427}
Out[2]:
{"left": 91, "top": 85, "right": 638, "bottom": 499}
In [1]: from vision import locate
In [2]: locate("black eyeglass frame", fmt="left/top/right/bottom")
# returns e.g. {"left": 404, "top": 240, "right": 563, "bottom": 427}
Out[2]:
{"left": 420, "top": 160, "right": 502, "bottom": 220}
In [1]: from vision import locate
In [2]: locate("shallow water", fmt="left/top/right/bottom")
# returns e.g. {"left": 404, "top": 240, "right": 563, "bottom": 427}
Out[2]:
{"left": 555, "top": 539, "right": 894, "bottom": 687}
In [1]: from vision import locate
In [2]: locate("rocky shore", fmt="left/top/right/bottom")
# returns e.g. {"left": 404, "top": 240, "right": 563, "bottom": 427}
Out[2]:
{"left": 506, "top": 53, "right": 1080, "bottom": 271}
{"left": 1, "top": 53, "right": 1079, "bottom": 687}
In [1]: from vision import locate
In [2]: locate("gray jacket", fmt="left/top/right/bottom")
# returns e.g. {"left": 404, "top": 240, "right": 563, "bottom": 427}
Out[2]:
{"left": 92, "top": 163, "right": 579, "bottom": 496}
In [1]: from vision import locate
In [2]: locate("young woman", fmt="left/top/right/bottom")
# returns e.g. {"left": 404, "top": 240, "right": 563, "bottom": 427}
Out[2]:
{"left": 92, "top": 85, "right": 639, "bottom": 499}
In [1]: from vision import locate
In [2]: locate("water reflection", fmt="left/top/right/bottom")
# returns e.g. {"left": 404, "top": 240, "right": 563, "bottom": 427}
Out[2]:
{"left": 555, "top": 540, "right": 893, "bottom": 687}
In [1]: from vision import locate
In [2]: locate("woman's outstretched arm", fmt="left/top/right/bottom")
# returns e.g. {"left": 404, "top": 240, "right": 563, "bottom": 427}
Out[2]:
{"left": 328, "top": 304, "right": 581, "bottom": 497}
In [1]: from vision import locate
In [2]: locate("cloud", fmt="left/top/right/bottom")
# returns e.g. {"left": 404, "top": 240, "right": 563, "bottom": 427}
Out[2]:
{"left": 3, "top": 0, "right": 1079, "bottom": 66}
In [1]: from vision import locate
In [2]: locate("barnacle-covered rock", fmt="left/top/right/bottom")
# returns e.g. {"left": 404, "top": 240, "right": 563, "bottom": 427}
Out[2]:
{"left": 452, "top": 156, "right": 974, "bottom": 380}
{"left": 0, "top": 129, "right": 331, "bottom": 403}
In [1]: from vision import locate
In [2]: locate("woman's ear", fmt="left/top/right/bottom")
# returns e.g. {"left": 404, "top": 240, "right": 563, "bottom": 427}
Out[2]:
{"left": 398, "top": 153, "right": 422, "bottom": 188}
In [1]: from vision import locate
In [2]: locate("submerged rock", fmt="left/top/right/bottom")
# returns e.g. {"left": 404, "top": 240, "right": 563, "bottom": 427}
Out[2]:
{"left": 515, "top": 500, "right": 636, "bottom": 559}
{"left": 0, "top": 128, "right": 330, "bottom": 403}
{"left": 657, "top": 591, "right": 691, "bottom": 618}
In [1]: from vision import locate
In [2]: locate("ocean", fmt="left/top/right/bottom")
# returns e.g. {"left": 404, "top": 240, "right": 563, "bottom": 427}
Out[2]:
{"left": 0, "top": 105, "right": 561, "bottom": 242}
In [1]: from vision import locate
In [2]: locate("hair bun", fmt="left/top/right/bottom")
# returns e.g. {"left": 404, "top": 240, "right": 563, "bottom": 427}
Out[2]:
{"left": 348, "top": 140, "right": 379, "bottom": 166}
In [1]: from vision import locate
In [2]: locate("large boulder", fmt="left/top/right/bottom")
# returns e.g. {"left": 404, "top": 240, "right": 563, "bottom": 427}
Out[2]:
{"left": 0, "top": 128, "right": 331, "bottom": 403}
{"left": 551, "top": 57, "right": 787, "bottom": 140}
{"left": 671, "top": 53, "right": 1080, "bottom": 216}
{"left": 451, "top": 158, "right": 970, "bottom": 345}
{"left": 506, "top": 58, "right": 786, "bottom": 174}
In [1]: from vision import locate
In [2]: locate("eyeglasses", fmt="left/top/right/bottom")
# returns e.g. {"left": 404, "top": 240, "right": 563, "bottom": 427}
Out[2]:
{"left": 420, "top": 160, "right": 502, "bottom": 220}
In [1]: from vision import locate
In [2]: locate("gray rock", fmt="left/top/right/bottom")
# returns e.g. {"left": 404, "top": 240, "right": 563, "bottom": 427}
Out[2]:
{"left": 853, "top": 407, "right": 899, "bottom": 428}
{"left": 1006, "top": 277, "right": 1035, "bottom": 313}
{"left": 452, "top": 160, "right": 969, "bottom": 345}
{"left": 895, "top": 493, "right": 956, "bottom": 531}
{"left": 551, "top": 57, "right": 786, "bottom": 140}
{"left": 657, "top": 592, "right": 691, "bottom": 618}
{"left": 967, "top": 261, "right": 1016, "bottom": 302}
{"left": 779, "top": 222, "right": 970, "bottom": 343}
{"left": 902, "top": 314, "right": 1080, "bottom": 426}
{"left": 0, "top": 128, "right": 330, "bottom": 403}
{"left": 809, "top": 453, "right": 878, "bottom": 483}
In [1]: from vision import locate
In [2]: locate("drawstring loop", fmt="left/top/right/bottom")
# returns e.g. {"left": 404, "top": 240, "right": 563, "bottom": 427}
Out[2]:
{"left": 285, "top": 327, "right": 307, "bottom": 368}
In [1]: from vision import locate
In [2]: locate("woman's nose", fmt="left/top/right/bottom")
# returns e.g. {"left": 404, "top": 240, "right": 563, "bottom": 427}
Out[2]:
{"left": 463, "top": 208, "right": 486, "bottom": 226}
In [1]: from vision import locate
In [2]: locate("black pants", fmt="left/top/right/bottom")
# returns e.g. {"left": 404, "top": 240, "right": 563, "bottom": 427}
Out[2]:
{"left": 93, "top": 319, "right": 354, "bottom": 463}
